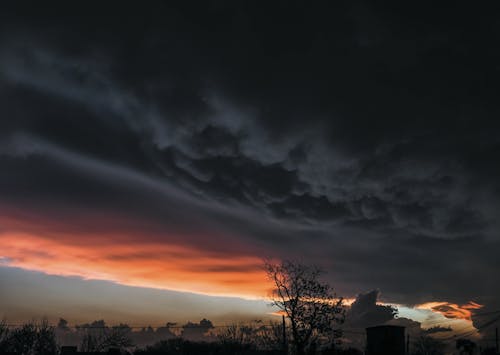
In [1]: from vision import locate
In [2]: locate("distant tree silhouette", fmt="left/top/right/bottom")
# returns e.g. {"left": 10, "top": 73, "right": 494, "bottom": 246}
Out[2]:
{"left": 0, "top": 320, "right": 10, "bottom": 353}
{"left": 57, "top": 318, "right": 70, "bottom": 332}
{"left": 55, "top": 318, "right": 80, "bottom": 347}
{"left": 1, "top": 320, "right": 58, "bottom": 355}
{"left": 217, "top": 320, "right": 277, "bottom": 350}
{"left": 456, "top": 338, "right": 476, "bottom": 355}
{"left": 36, "top": 320, "right": 59, "bottom": 355}
{"left": 264, "top": 260, "right": 345, "bottom": 355}
{"left": 6, "top": 322, "right": 37, "bottom": 355}
{"left": 136, "top": 337, "right": 271, "bottom": 355}
{"left": 79, "top": 320, "right": 133, "bottom": 352}
{"left": 218, "top": 323, "right": 254, "bottom": 346}
{"left": 181, "top": 319, "right": 214, "bottom": 341}
{"left": 255, "top": 321, "right": 291, "bottom": 351}
{"left": 412, "top": 335, "right": 446, "bottom": 355}
{"left": 134, "top": 325, "right": 158, "bottom": 347}
{"left": 155, "top": 323, "right": 176, "bottom": 340}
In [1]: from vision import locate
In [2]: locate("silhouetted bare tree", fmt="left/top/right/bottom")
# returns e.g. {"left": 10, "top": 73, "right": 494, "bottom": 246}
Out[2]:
{"left": 264, "top": 260, "right": 345, "bottom": 355}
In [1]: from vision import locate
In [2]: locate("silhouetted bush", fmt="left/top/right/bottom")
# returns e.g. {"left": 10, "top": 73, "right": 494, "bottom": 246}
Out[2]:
{"left": 0, "top": 320, "right": 58, "bottom": 355}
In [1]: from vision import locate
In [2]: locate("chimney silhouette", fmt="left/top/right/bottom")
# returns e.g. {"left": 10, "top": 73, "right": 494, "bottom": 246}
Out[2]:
{"left": 366, "top": 325, "right": 406, "bottom": 355}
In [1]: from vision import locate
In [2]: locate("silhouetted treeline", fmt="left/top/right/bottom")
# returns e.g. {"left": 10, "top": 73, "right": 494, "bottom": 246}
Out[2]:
{"left": 0, "top": 319, "right": 365, "bottom": 354}
{"left": 0, "top": 320, "right": 58, "bottom": 355}
{"left": 135, "top": 338, "right": 366, "bottom": 355}
{"left": 56, "top": 318, "right": 214, "bottom": 347}
{"left": 3, "top": 319, "right": 496, "bottom": 355}
{"left": 135, "top": 338, "right": 277, "bottom": 355}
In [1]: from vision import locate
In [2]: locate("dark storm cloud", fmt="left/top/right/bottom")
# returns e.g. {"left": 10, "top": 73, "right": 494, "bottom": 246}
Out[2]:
{"left": 346, "top": 290, "right": 397, "bottom": 328}
{"left": 422, "top": 326, "right": 452, "bottom": 335}
{"left": 1, "top": 1, "right": 500, "bottom": 309}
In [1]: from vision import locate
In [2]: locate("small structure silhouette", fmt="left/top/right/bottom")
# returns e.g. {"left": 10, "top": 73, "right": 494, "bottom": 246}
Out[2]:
{"left": 365, "top": 325, "right": 405, "bottom": 355}
{"left": 61, "top": 346, "right": 78, "bottom": 354}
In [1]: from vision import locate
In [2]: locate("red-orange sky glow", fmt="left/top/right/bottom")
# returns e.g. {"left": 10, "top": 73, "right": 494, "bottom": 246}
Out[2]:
{"left": 0, "top": 204, "right": 486, "bottom": 337}
{"left": 416, "top": 301, "right": 483, "bottom": 321}
{"left": 0, "top": 208, "right": 272, "bottom": 299}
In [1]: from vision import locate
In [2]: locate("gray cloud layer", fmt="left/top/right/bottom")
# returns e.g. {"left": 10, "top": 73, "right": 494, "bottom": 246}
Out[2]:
{"left": 1, "top": 2, "right": 499, "bottom": 313}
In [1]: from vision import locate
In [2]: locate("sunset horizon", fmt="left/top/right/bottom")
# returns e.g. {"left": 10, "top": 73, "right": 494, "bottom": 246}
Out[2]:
{"left": 1, "top": 2, "right": 500, "bottom": 354}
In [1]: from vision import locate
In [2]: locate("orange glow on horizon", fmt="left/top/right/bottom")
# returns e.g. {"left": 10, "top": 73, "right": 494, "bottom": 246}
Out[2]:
{"left": 0, "top": 222, "right": 270, "bottom": 299}
{"left": 0, "top": 206, "right": 275, "bottom": 299}
{"left": 0, "top": 231, "right": 271, "bottom": 299}
{"left": 416, "top": 301, "right": 483, "bottom": 321}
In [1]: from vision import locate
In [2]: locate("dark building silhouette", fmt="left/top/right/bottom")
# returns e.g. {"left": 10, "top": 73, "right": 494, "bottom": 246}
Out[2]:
{"left": 61, "top": 346, "right": 78, "bottom": 355}
{"left": 366, "top": 325, "right": 405, "bottom": 355}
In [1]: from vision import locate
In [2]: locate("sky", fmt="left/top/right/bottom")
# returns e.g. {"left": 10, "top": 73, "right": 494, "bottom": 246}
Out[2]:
{"left": 1, "top": 1, "right": 499, "bottom": 341}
